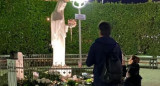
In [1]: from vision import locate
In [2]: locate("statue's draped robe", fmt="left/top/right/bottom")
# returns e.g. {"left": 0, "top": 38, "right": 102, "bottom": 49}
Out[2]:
{"left": 51, "top": 1, "right": 68, "bottom": 66}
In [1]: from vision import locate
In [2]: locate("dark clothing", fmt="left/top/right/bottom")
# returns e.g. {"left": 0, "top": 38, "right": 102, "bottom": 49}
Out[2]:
{"left": 124, "top": 63, "right": 142, "bottom": 86}
{"left": 86, "top": 37, "right": 122, "bottom": 86}
{"left": 124, "top": 75, "right": 142, "bottom": 86}
{"left": 128, "top": 63, "right": 140, "bottom": 76}
{"left": 122, "top": 65, "right": 127, "bottom": 77}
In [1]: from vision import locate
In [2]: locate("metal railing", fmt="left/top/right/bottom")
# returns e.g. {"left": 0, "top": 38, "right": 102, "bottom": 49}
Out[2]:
{"left": 1, "top": 54, "right": 160, "bottom": 69}
{"left": 125, "top": 55, "right": 158, "bottom": 69}
{"left": 0, "top": 54, "right": 93, "bottom": 86}
{"left": 1, "top": 54, "right": 160, "bottom": 86}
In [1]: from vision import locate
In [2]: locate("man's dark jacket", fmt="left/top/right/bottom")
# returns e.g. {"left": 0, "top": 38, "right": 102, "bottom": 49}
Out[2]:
{"left": 86, "top": 37, "right": 122, "bottom": 86}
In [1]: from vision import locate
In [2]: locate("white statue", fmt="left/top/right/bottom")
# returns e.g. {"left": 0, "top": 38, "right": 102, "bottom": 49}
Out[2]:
{"left": 51, "top": 0, "right": 76, "bottom": 66}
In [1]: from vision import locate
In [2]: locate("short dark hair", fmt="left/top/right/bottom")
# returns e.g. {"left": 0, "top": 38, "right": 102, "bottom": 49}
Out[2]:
{"left": 131, "top": 55, "right": 140, "bottom": 63}
{"left": 98, "top": 22, "right": 111, "bottom": 36}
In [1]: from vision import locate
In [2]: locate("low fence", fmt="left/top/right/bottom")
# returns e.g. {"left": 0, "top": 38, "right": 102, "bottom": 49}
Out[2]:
{"left": 1, "top": 65, "right": 93, "bottom": 86}
{"left": 125, "top": 55, "right": 159, "bottom": 69}
{"left": 1, "top": 54, "right": 160, "bottom": 69}
{"left": 1, "top": 54, "right": 160, "bottom": 86}
{"left": 0, "top": 55, "right": 8, "bottom": 86}
{"left": 0, "top": 54, "right": 92, "bottom": 86}
{"left": 157, "top": 56, "right": 160, "bottom": 69}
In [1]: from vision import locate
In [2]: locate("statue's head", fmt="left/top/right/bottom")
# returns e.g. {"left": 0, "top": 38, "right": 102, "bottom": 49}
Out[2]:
{"left": 56, "top": 0, "right": 68, "bottom": 11}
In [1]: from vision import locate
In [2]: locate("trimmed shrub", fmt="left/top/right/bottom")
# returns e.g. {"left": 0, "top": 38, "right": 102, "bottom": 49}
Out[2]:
{"left": 0, "top": 0, "right": 160, "bottom": 55}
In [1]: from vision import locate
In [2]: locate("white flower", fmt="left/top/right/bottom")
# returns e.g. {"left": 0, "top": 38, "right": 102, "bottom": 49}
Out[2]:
{"left": 73, "top": 75, "right": 77, "bottom": 80}
{"left": 41, "top": 80, "right": 45, "bottom": 83}
{"left": 44, "top": 71, "right": 49, "bottom": 74}
{"left": 33, "top": 72, "right": 39, "bottom": 77}
{"left": 41, "top": 78, "right": 46, "bottom": 83}
{"left": 45, "top": 79, "right": 51, "bottom": 83}
{"left": 90, "top": 74, "right": 94, "bottom": 78}
{"left": 33, "top": 72, "right": 39, "bottom": 79}
{"left": 37, "top": 79, "right": 41, "bottom": 83}
{"left": 35, "top": 85, "right": 39, "bottom": 86}
{"left": 24, "top": 75, "right": 27, "bottom": 78}
{"left": 41, "top": 78, "right": 46, "bottom": 80}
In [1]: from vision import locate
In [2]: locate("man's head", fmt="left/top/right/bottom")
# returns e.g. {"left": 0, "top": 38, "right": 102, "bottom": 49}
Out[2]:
{"left": 98, "top": 21, "right": 111, "bottom": 37}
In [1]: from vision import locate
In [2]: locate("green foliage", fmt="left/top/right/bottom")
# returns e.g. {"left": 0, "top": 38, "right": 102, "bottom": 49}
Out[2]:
{"left": 0, "top": 1, "right": 160, "bottom": 55}
{"left": 67, "top": 80, "right": 77, "bottom": 86}
{"left": 0, "top": 73, "right": 8, "bottom": 86}
{"left": 24, "top": 70, "right": 61, "bottom": 81}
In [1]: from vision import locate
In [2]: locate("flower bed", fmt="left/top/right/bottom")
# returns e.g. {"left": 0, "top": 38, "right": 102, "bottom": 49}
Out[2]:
{"left": 18, "top": 70, "right": 93, "bottom": 86}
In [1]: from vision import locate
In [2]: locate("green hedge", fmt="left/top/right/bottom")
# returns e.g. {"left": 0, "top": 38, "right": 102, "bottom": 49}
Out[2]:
{"left": 0, "top": 0, "right": 160, "bottom": 55}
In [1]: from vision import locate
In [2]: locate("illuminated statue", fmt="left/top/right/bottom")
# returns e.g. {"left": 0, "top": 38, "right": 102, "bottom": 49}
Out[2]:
{"left": 51, "top": 0, "right": 76, "bottom": 66}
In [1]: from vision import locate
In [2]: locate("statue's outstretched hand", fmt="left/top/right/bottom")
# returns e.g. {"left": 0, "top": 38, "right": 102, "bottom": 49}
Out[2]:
{"left": 68, "top": 19, "right": 77, "bottom": 28}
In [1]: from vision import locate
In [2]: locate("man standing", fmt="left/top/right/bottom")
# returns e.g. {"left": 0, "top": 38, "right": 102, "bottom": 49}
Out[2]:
{"left": 86, "top": 22, "right": 122, "bottom": 86}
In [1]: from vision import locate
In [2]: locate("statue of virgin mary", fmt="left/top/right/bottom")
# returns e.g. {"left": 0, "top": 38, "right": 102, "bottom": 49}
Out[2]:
{"left": 51, "top": 0, "right": 76, "bottom": 66}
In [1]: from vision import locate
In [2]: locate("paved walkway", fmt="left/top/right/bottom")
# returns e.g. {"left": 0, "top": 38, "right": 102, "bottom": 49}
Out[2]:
{"left": 140, "top": 68, "right": 160, "bottom": 86}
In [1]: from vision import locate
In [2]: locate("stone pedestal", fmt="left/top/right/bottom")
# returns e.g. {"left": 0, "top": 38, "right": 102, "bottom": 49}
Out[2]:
{"left": 16, "top": 52, "right": 24, "bottom": 80}
{"left": 7, "top": 52, "right": 24, "bottom": 86}
{"left": 49, "top": 66, "right": 72, "bottom": 77}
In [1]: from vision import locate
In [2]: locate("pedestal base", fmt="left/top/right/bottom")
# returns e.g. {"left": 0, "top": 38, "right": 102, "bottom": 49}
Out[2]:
{"left": 49, "top": 65, "right": 72, "bottom": 77}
